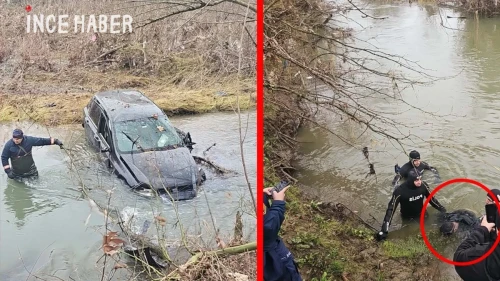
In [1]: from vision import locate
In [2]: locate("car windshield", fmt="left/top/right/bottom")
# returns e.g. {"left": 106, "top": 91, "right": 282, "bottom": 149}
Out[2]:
{"left": 114, "top": 116, "right": 184, "bottom": 153}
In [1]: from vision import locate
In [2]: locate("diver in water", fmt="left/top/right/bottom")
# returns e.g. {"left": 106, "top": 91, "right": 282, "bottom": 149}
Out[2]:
{"left": 377, "top": 170, "right": 447, "bottom": 241}
{"left": 439, "top": 209, "right": 481, "bottom": 239}
{"left": 392, "top": 150, "right": 441, "bottom": 187}
{"left": 2, "top": 129, "right": 64, "bottom": 179}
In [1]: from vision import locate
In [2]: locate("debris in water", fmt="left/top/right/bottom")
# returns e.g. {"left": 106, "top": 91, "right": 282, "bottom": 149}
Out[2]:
{"left": 369, "top": 163, "right": 375, "bottom": 174}
{"left": 362, "top": 147, "right": 369, "bottom": 160}
{"left": 84, "top": 213, "right": 92, "bottom": 226}
{"left": 114, "top": 262, "right": 128, "bottom": 269}
{"left": 102, "top": 231, "right": 125, "bottom": 256}
{"left": 88, "top": 198, "right": 104, "bottom": 216}
{"left": 141, "top": 220, "right": 151, "bottom": 235}
{"left": 216, "top": 236, "right": 227, "bottom": 249}
{"left": 155, "top": 215, "right": 167, "bottom": 226}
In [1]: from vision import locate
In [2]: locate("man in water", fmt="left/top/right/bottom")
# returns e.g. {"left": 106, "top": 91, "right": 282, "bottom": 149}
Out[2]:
{"left": 377, "top": 170, "right": 447, "bottom": 241}
{"left": 439, "top": 209, "right": 480, "bottom": 238}
{"left": 392, "top": 150, "right": 441, "bottom": 187}
{"left": 2, "top": 129, "right": 64, "bottom": 179}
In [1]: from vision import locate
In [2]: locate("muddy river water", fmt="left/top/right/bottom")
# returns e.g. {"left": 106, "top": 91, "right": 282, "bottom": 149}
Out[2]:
{"left": 294, "top": 2, "right": 500, "bottom": 279}
{"left": 0, "top": 111, "right": 256, "bottom": 280}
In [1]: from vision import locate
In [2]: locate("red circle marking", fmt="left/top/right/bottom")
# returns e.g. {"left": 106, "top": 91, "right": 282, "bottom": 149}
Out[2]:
{"left": 420, "top": 178, "right": 500, "bottom": 266}
{"left": 25, "top": 5, "right": 32, "bottom": 12}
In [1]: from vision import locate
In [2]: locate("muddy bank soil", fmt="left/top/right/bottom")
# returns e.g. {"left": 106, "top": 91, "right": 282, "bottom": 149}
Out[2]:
{"left": 277, "top": 185, "right": 447, "bottom": 281}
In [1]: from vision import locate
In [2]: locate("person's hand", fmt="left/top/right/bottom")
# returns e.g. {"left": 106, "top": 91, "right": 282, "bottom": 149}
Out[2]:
{"left": 54, "top": 138, "right": 63, "bottom": 148}
{"left": 481, "top": 215, "right": 496, "bottom": 232}
{"left": 5, "top": 168, "right": 14, "bottom": 179}
{"left": 376, "top": 231, "right": 388, "bottom": 241}
{"left": 263, "top": 187, "right": 275, "bottom": 195}
{"left": 272, "top": 185, "right": 290, "bottom": 201}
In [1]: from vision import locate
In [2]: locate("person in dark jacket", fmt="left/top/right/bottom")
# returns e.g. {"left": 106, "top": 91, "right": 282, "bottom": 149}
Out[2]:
{"left": 392, "top": 150, "right": 441, "bottom": 187}
{"left": 2, "top": 129, "right": 63, "bottom": 179}
{"left": 264, "top": 184, "right": 302, "bottom": 281}
{"left": 439, "top": 209, "right": 480, "bottom": 238}
{"left": 453, "top": 189, "right": 500, "bottom": 281}
{"left": 377, "top": 170, "right": 447, "bottom": 241}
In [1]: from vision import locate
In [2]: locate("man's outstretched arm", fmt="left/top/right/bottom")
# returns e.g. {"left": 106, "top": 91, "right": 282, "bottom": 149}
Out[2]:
{"left": 424, "top": 182, "right": 446, "bottom": 212}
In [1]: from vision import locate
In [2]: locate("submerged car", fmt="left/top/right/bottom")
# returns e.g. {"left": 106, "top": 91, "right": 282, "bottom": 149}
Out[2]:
{"left": 82, "top": 89, "right": 206, "bottom": 201}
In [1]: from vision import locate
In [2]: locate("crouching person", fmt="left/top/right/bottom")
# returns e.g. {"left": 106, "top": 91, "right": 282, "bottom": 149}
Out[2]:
{"left": 264, "top": 184, "right": 302, "bottom": 281}
{"left": 453, "top": 189, "right": 500, "bottom": 281}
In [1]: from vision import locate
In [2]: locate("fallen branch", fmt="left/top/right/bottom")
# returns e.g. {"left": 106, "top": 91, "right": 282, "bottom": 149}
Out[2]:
{"left": 166, "top": 241, "right": 256, "bottom": 280}
{"left": 85, "top": 44, "right": 130, "bottom": 66}
{"left": 335, "top": 202, "right": 378, "bottom": 233}
{"left": 193, "top": 155, "right": 237, "bottom": 174}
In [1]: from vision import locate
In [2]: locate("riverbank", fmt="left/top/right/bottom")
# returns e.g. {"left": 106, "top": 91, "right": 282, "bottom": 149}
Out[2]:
{"left": 0, "top": 68, "right": 255, "bottom": 125}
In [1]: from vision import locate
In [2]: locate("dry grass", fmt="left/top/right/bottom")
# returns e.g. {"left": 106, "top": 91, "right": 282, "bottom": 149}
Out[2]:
{"left": 177, "top": 251, "right": 256, "bottom": 281}
{"left": 0, "top": 74, "right": 255, "bottom": 125}
{"left": 0, "top": 0, "right": 256, "bottom": 122}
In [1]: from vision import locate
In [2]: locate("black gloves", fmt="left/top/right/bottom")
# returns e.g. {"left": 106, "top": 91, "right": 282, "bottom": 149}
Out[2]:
{"left": 376, "top": 231, "right": 388, "bottom": 241}
{"left": 5, "top": 168, "right": 14, "bottom": 179}
{"left": 54, "top": 138, "right": 63, "bottom": 148}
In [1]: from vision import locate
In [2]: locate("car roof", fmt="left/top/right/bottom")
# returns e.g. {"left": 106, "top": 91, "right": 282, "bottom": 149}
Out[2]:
{"left": 94, "top": 89, "right": 166, "bottom": 122}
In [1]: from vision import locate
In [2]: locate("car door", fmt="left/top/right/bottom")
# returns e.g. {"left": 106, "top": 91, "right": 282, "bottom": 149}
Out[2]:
{"left": 84, "top": 98, "right": 102, "bottom": 150}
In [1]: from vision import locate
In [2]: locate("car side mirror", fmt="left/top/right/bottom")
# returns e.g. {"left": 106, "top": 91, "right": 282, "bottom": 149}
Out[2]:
{"left": 183, "top": 132, "right": 196, "bottom": 151}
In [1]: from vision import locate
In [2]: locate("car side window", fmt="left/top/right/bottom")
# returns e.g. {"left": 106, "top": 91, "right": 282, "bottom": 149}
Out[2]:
{"left": 104, "top": 127, "right": 113, "bottom": 152}
{"left": 98, "top": 115, "right": 113, "bottom": 151}
{"left": 88, "top": 99, "right": 101, "bottom": 127}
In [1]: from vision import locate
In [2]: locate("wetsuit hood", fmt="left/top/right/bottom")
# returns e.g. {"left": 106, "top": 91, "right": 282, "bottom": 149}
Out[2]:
{"left": 405, "top": 169, "right": 420, "bottom": 188}
{"left": 409, "top": 150, "right": 420, "bottom": 161}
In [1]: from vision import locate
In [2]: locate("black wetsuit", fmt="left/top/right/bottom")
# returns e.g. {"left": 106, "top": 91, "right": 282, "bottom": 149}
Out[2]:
{"left": 392, "top": 161, "right": 439, "bottom": 187}
{"left": 380, "top": 178, "right": 446, "bottom": 233}
{"left": 454, "top": 226, "right": 500, "bottom": 281}
{"left": 1, "top": 136, "right": 53, "bottom": 178}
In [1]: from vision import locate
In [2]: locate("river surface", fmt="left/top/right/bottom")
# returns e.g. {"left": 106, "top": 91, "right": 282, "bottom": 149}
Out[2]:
{"left": 0, "top": 111, "right": 256, "bottom": 280}
{"left": 294, "top": 1, "right": 500, "bottom": 279}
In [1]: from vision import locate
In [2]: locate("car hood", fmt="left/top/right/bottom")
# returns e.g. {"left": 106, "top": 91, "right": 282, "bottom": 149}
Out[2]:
{"left": 120, "top": 148, "right": 196, "bottom": 189}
